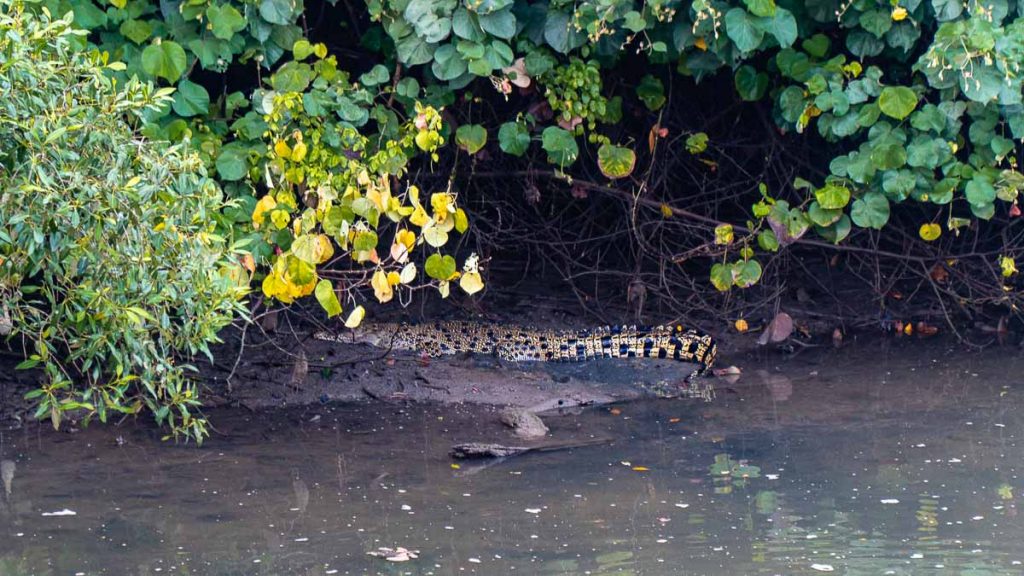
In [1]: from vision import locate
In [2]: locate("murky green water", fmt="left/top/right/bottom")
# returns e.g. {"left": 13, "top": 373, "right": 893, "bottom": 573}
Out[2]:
{"left": 1, "top": 340, "right": 1023, "bottom": 575}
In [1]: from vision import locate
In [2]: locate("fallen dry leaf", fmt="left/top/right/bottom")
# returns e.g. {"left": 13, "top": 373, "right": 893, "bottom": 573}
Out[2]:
{"left": 734, "top": 319, "right": 749, "bottom": 333}
{"left": 832, "top": 327, "right": 843, "bottom": 348}
{"left": 758, "top": 312, "right": 793, "bottom": 345}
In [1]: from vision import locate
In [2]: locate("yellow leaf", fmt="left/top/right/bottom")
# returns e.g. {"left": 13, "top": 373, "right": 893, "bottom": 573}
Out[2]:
{"left": 423, "top": 226, "right": 449, "bottom": 248}
{"left": 387, "top": 271, "right": 401, "bottom": 286}
{"left": 660, "top": 203, "right": 673, "bottom": 218}
{"left": 291, "top": 141, "right": 308, "bottom": 163}
{"left": 315, "top": 234, "right": 335, "bottom": 264}
{"left": 344, "top": 306, "right": 365, "bottom": 328}
{"left": 431, "top": 192, "right": 455, "bottom": 222}
{"left": 399, "top": 262, "right": 417, "bottom": 284}
{"left": 438, "top": 280, "right": 450, "bottom": 298}
{"left": 891, "top": 6, "right": 908, "bottom": 20}
{"left": 252, "top": 195, "right": 277, "bottom": 229}
{"left": 460, "top": 271, "right": 484, "bottom": 295}
{"left": 734, "top": 319, "right": 749, "bottom": 333}
{"left": 454, "top": 208, "right": 469, "bottom": 234}
{"left": 919, "top": 223, "right": 941, "bottom": 242}
{"left": 270, "top": 209, "right": 290, "bottom": 230}
{"left": 1000, "top": 255, "right": 1017, "bottom": 277}
{"left": 632, "top": 466, "right": 650, "bottom": 472}
{"left": 903, "top": 322, "right": 913, "bottom": 336}
{"left": 274, "top": 140, "right": 292, "bottom": 160}
{"left": 694, "top": 37, "right": 707, "bottom": 51}
{"left": 372, "top": 269, "right": 393, "bottom": 303}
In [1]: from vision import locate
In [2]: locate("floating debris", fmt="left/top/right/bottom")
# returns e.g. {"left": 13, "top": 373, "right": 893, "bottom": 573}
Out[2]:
{"left": 367, "top": 547, "right": 419, "bottom": 562}
{"left": 810, "top": 563, "right": 834, "bottom": 572}
{"left": 41, "top": 509, "right": 77, "bottom": 517}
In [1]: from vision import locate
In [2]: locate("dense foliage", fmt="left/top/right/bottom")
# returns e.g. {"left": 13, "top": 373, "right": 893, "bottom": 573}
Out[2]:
{"left": 30, "top": 0, "right": 1021, "bottom": 308}
{"left": 6, "top": 0, "right": 1024, "bottom": 433}
{"left": 0, "top": 1, "right": 246, "bottom": 440}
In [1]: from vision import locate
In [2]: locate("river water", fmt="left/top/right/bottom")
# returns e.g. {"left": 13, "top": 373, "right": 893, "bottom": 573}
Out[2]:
{"left": 0, "top": 339, "right": 1022, "bottom": 575}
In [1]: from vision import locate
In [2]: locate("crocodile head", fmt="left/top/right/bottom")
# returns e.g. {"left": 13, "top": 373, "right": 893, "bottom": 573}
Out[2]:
{"left": 348, "top": 323, "right": 402, "bottom": 348}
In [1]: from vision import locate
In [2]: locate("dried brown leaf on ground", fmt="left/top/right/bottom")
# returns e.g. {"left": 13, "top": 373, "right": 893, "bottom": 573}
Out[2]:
{"left": 758, "top": 312, "right": 793, "bottom": 345}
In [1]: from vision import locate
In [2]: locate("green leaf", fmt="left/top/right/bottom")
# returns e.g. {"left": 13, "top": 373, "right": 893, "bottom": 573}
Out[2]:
{"left": 425, "top": 253, "right": 457, "bottom": 280}
{"left": 724, "top": 8, "right": 764, "bottom": 53}
{"left": 315, "top": 280, "right": 342, "bottom": 318}
{"left": 808, "top": 201, "right": 843, "bottom": 226}
{"left": 757, "top": 229, "right": 780, "bottom": 251}
{"left": 432, "top": 44, "right": 468, "bottom": 80}
{"left": 498, "top": 121, "right": 531, "bottom": 156}
{"left": 815, "top": 214, "right": 852, "bottom": 244}
{"left": 765, "top": 8, "right": 798, "bottom": 48}
{"left": 710, "top": 263, "right": 733, "bottom": 291}
{"left": 735, "top": 65, "right": 769, "bottom": 101}
{"left": 686, "top": 132, "right": 709, "bottom": 154}
{"left": 931, "top": 0, "right": 962, "bottom": 20}
{"left": 544, "top": 11, "right": 584, "bottom": 54}
{"left": 732, "top": 260, "right": 763, "bottom": 288}
{"left": 815, "top": 183, "right": 851, "bottom": 209}
{"left": 597, "top": 144, "right": 636, "bottom": 179}
{"left": 850, "top": 192, "right": 890, "bottom": 229}
{"left": 623, "top": 10, "right": 647, "bottom": 32}
{"left": 141, "top": 40, "right": 187, "bottom": 83}
{"left": 455, "top": 124, "right": 488, "bottom": 154}
{"left": 360, "top": 64, "right": 391, "bottom": 86}
{"left": 171, "top": 80, "right": 210, "bottom": 117}
{"left": 453, "top": 8, "right": 486, "bottom": 41}
{"left": 965, "top": 174, "right": 996, "bottom": 207}
{"left": 802, "top": 34, "right": 830, "bottom": 58}
{"left": 119, "top": 19, "right": 153, "bottom": 45}
{"left": 878, "top": 86, "right": 917, "bottom": 120}
{"left": 541, "top": 126, "right": 578, "bottom": 166}
{"left": 395, "top": 31, "right": 436, "bottom": 66}
{"left": 478, "top": 7, "right": 516, "bottom": 39}
{"left": 215, "top": 145, "right": 248, "bottom": 181}
{"left": 636, "top": 75, "right": 666, "bottom": 111}
{"left": 207, "top": 3, "right": 246, "bottom": 40}
{"left": 744, "top": 0, "right": 776, "bottom": 17}
{"left": 271, "top": 61, "right": 313, "bottom": 92}
{"left": 260, "top": 0, "right": 295, "bottom": 25}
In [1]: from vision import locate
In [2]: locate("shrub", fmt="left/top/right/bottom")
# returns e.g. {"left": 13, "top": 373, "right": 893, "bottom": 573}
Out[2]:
{"left": 0, "top": 1, "right": 247, "bottom": 441}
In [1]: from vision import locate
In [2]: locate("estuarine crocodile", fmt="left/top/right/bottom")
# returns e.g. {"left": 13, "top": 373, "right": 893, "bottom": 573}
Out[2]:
{"left": 314, "top": 321, "right": 717, "bottom": 380}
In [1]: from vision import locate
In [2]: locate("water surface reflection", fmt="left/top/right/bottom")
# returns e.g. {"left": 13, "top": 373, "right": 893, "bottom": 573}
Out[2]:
{"left": 1, "top": 340, "right": 1022, "bottom": 575}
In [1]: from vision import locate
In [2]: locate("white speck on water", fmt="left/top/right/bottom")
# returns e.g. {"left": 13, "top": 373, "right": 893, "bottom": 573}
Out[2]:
{"left": 915, "top": 444, "right": 926, "bottom": 448}
{"left": 911, "top": 553, "right": 923, "bottom": 559}
{"left": 444, "top": 526, "right": 454, "bottom": 530}
{"left": 462, "top": 493, "right": 471, "bottom": 497}
{"left": 525, "top": 508, "right": 542, "bottom": 514}
{"left": 674, "top": 503, "right": 689, "bottom": 509}
{"left": 972, "top": 516, "right": 984, "bottom": 521}
{"left": 326, "top": 570, "right": 338, "bottom": 575}
{"left": 880, "top": 499, "right": 900, "bottom": 504}
{"left": 41, "top": 509, "right": 76, "bottom": 517}
{"left": 766, "top": 474, "right": 780, "bottom": 480}
{"left": 468, "top": 558, "right": 481, "bottom": 563}
{"left": 401, "top": 505, "right": 412, "bottom": 511}
{"left": 810, "top": 564, "right": 834, "bottom": 572}
{"left": 948, "top": 458, "right": 962, "bottom": 463}
{"left": 294, "top": 537, "right": 309, "bottom": 542}
{"left": 806, "top": 534, "right": 818, "bottom": 539}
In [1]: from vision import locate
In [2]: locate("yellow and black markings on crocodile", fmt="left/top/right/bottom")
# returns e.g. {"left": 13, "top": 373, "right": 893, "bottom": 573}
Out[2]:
{"left": 314, "top": 321, "right": 717, "bottom": 378}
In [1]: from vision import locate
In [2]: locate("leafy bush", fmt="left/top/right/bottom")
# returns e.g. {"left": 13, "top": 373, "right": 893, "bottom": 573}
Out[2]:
{"left": 0, "top": 1, "right": 247, "bottom": 441}
{"left": 45, "top": 0, "right": 1024, "bottom": 310}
